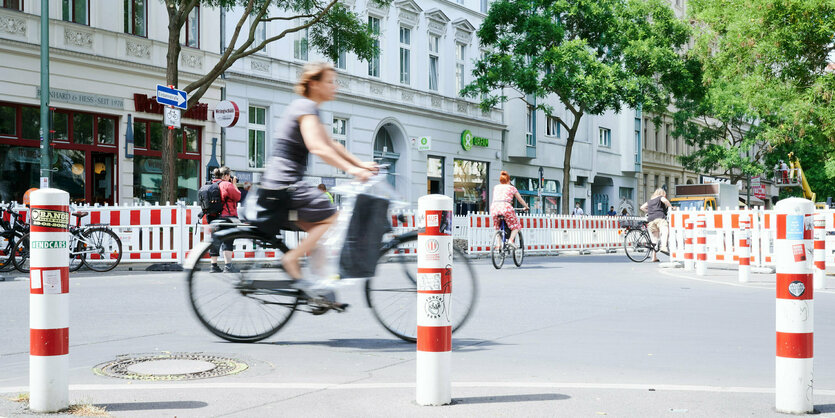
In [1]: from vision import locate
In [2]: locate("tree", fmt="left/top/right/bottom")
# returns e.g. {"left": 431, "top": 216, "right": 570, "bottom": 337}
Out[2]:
{"left": 462, "top": 0, "right": 693, "bottom": 214}
{"left": 159, "top": 0, "right": 383, "bottom": 203}
{"left": 678, "top": 0, "right": 835, "bottom": 194}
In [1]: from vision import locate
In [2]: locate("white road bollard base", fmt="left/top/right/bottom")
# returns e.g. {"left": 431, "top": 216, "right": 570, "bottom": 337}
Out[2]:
{"left": 416, "top": 351, "right": 451, "bottom": 406}
{"left": 29, "top": 353, "right": 69, "bottom": 412}
{"left": 776, "top": 357, "right": 814, "bottom": 414}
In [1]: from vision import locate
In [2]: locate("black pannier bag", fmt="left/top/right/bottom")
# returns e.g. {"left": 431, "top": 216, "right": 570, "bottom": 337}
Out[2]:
{"left": 240, "top": 186, "right": 297, "bottom": 236}
{"left": 339, "top": 193, "right": 391, "bottom": 278}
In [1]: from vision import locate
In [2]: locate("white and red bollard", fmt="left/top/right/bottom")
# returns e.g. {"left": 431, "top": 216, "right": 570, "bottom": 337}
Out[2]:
{"left": 813, "top": 213, "right": 826, "bottom": 290}
{"left": 695, "top": 215, "right": 707, "bottom": 276}
{"left": 683, "top": 219, "right": 694, "bottom": 271}
{"left": 28, "top": 189, "right": 70, "bottom": 412}
{"left": 774, "top": 198, "right": 814, "bottom": 414}
{"left": 416, "top": 195, "right": 453, "bottom": 406}
{"left": 738, "top": 217, "right": 751, "bottom": 283}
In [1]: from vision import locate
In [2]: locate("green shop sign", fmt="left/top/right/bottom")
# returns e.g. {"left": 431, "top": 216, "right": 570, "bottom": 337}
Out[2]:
{"left": 461, "top": 130, "right": 489, "bottom": 151}
{"left": 31, "top": 240, "right": 68, "bottom": 250}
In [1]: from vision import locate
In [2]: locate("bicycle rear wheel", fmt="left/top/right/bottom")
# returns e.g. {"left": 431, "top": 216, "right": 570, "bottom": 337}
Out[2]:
{"left": 0, "top": 235, "right": 13, "bottom": 271}
{"left": 624, "top": 229, "right": 651, "bottom": 262}
{"left": 367, "top": 238, "right": 478, "bottom": 342}
{"left": 11, "top": 233, "right": 29, "bottom": 273}
{"left": 69, "top": 233, "right": 85, "bottom": 272}
{"left": 186, "top": 232, "right": 299, "bottom": 343}
{"left": 512, "top": 231, "right": 525, "bottom": 267}
{"left": 490, "top": 231, "right": 505, "bottom": 269}
{"left": 81, "top": 228, "right": 122, "bottom": 272}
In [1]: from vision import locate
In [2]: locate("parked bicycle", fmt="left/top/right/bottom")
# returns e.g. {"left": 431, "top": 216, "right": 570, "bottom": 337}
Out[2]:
{"left": 13, "top": 209, "right": 123, "bottom": 273}
{"left": 0, "top": 203, "right": 29, "bottom": 272}
{"left": 622, "top": 219, "right": 668, "bottom": 262}
{"left": 491, "top": 208, "right": 526, "bottom": 269}
{"left": 185, "top": 171, "right": 478, "bottom": 343}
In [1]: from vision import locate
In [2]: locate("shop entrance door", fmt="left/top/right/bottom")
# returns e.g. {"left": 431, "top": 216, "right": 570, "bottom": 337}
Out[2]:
{"left": 91, "top": 152, "right": 115, "bottom": 205}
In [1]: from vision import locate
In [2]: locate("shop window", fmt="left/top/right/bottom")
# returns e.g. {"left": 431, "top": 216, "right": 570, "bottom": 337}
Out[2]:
{"left": 73, "top": 113, "right": 94, "bottom": 145}
{"left": 22, "top": 106, "right": 40, "bottom": 140}
{"left": 0, "top": 144, "right": 39, "bottom": 203}
{"left": 1, "top": 1, "right": 22, "bottom": 11}
{"left": 62, "top": 0, "right": 89, "bottom": 25}
{"left": 427, "top": 156, "right": 444, "bottom": 195}
{"left": 98, "top": 117, "right": 116, "bottom": 145}
{"left": 133, "top": 120, "right": 147, "bottom": 148}
{"left": 124, "top": 0, "right": 147, "bottom": 37}
{"left": 184, "top": 126, "right": 199, "bottom": 152}
{"left": 453, "top": 159, "right": 488, "bottom": 215}
{"left": 53, "top": 112, "right": 69, "bottom": 141}
{"left": 133, "top": 118, "right": 201, "bottom": 204}
{"left": 52, "top": 149, "right": 86, "bottom": 203}
{"left": 0, "top": 105, "right": 15, "bottom": 136}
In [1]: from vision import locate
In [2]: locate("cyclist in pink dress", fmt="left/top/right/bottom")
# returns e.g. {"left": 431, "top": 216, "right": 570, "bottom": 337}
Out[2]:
{"left": 490, "top": 171, "right": 530, "bottom": 248}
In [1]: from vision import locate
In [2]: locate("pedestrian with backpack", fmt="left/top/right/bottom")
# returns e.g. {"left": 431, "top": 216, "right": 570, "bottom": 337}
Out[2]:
{"left": 199, "top": 166, "right": 242, "bottom": 273}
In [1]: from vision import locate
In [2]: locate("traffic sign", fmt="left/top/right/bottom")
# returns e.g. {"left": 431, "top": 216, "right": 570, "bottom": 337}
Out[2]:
{"left": 164, "top": 107, "right": 181, "bottom": 128}
{"left": 156, "top": 84, "right": 187, "bottom": 109}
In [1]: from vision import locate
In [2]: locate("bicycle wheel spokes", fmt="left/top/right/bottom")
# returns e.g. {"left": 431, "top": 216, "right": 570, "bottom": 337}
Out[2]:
{"left": 367, "top": 245, "right": 478, "bottom": 342}
{"left": 491, "top": 231, "right": 505, "bottom": 269}
{"left": 187, "top": 234, "right": 298, "bottom": 343}
{"left": 12, "top": 233, "right": 29, "bottom": 273}
{"left": 81, "top": 228, "right": 122, "bottom": 272}
{"left": 624, "top": 229, "right": 651, "bottom": 262}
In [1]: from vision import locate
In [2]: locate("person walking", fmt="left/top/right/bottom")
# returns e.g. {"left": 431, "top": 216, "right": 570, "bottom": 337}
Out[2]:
{"left": 572, "top": 203, "right": 584, "bottom": 216}
{"left": 640, "top": 188, "right": 672, "bottom": 262}
{"left": 490, "top": 171, "right": 530, "bottom": 249}
{"left": 204, "top": 166, "right": 241, "bottom": 273}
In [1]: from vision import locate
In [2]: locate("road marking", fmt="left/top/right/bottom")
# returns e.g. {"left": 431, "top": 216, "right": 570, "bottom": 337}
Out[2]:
{"left": 3, "top": 382, "right": 835, "bottom": 395}
{"left": 657, "top": 269, "right": 835, "bottom": 294}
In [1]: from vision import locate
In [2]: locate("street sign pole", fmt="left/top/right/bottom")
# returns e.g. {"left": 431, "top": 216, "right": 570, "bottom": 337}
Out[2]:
{"left": 39, "top": 0, "right": 51, "bottom": 188}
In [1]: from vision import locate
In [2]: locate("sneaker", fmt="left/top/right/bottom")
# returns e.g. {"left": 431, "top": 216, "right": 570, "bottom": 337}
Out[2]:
{"left": 507, "top": 241, "right": 518, "bottom": 250}
{"left": 223, "top": 264, "right": 239, "bottom": 273}
{"left": 210, "top": 264, "right": 222, "bottom": 273}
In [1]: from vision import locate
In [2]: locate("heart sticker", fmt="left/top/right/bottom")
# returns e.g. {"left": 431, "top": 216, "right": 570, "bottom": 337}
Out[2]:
{"left": 788, "top": 281, "right": 806, "bottom": 298}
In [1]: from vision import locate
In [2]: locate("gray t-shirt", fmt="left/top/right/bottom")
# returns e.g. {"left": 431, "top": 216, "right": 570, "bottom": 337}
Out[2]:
{"left": 263, "top": 98, "right": 320, "bottom": 185}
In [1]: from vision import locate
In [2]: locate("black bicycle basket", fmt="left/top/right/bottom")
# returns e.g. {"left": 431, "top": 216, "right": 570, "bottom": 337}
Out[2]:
{"left": 339, "top": 193, "right": 391, "bottom": 278}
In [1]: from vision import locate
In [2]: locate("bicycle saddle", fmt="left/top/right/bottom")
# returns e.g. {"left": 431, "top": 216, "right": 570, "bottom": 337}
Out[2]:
{"left": 72, "top": 212, "right": 89, "bottom": 218}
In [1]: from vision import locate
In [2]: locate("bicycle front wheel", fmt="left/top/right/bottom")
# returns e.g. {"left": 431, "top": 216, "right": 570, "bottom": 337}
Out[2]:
{"left": 11, "top": 233, "right": 29, "bottom": 273}
{"left": 0, "top": 235, "right": 14, "bottom": 271}
{"left": 512, "top": 231, "right": 525, "bottom": 267}
{"left": 367, "top": 238, "right": 478, "bottom": 342}
{"left": 490, "top": 231, "right": 505, "bottom": 269}
{"left": 187, "top": 232, "right": 299, "bottom": 343}
{"left": 81, "top": 228, "right": 122, "bottom": 272}
{"left": 624, "top": 229, "right": 651, "bottom": 262}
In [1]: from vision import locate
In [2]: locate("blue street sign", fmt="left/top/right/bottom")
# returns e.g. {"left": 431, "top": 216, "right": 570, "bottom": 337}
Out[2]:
{"left": 155, "top": 84, "right": 188, "bottom": 110}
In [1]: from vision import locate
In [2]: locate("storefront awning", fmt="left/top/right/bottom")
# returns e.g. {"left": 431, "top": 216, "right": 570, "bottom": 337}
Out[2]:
{"left": 739, "top": 195, "right": 765, "bottom": 206}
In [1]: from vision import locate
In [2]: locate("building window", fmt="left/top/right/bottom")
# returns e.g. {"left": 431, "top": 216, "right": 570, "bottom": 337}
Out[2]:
{"left": 480, "top": 0, "right": 488, "bottom": 13}
{"left": 455, "top": 43, "right": 466, "bottom": 96}
{"left": 599, "top": 127, "right": 611, "bottom": 148}
{"left": 124, "top": 0, "right": 147, "bottom": 37}
{"left": 368, "top": 16, "right": 381, "bottom": 77}
{"left": 619, "top": 187, "right": 634, "bottom": 214}
{"left": 251, "top": 17, "right": 266, "bottom": 46}
{"left": 62, "top": 0, "right": 88, "bottom": 25}
{"left": 248, "top": 106, "right": 266, "bottom": 169}
{"left": 332, "top": 117, "right": 347, "bottom": 147}
{"left": 546, "top": 116, "right": 560, "bottom": 137}
{"left": 428, "top": 34, "right": 439, "bottom": 91}
{"left": 133, "top": 119, "right": 201, "bottom": 205}
{"left": 2, "top": 0, "right": 22, "bottom": 11}
{"left": 665, "top": 123, "right": 672, "bottom": 154}
{"left": 634, "top": 117, "right": 641, "bottom": 166}
{"left": 526, "top": 106, "right": 534, "bottom": 146}
{"left": 335, "top": 50, "right": 347, "bottom": 70}
{"left": 183, "top": 6, "right": 199, "bottom": 48}
{"left": 642, "top": 117, "right": 648, "bottom": 150}
{"left": 655, "top": 122, "right": 661, "bottom": 151}
{"left": 399, "top": 27, "right": 410, "bottom": 84}
{"left": 294, "top": 19, "right": 309, "bottom": 61}
{"left": 427, "top": 156, "right": 444, "bottom": 194}
{"left": 453, "top": 159, "right": 488, "bottom": 215}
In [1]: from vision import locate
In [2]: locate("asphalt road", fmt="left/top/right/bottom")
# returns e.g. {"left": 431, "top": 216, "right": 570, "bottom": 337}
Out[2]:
{"left": 2, "top": 253, "right": 835, "bottom": 417}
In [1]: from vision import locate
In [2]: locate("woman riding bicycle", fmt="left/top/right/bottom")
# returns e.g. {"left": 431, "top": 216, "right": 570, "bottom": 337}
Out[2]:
{"left": 489, "top": 171, "right": 529, "bottom": 248}
{"left": 639, "top": 188, "right": 672, "bottom": 262}
{"left": 259, "top": 62, "right": 378, "bottom": 289}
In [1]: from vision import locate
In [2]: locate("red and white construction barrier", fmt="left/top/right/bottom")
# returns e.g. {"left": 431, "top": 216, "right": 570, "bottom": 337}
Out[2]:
{"left": 774, "top": 198, "right": 814, "bottom": 414}
{"left": 814, "top": 213, "right": 826, "bottom": 290}
{"left": 416, "top": 195, "right": 452, "bottom": 406}
{"left": 695, "top": 215, "right": 707, "bottom": 276}
{"left": 683, "top": 218, "right": 694, "bottom": 271}
{"left": 28, "top": 189, "right": 70, "bottom": 412}
{"left": 738, "top": 217, "right": 751, "bottom": 283}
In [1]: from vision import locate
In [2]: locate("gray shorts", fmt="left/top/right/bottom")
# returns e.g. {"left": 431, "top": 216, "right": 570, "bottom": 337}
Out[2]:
{"left": 286, "top": 181, "right": 337, "bottom": 223}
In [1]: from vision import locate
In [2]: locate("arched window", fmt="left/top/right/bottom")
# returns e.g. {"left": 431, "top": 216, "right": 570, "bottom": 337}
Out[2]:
{"left": 373, "top": 124, "right": 400, "bottom": 187}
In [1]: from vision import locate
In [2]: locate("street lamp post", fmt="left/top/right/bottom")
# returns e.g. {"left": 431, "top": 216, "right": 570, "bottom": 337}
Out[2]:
{"left": 39, "top": 0, "right": 51, "bottom": 188}
{"left": 538, "top": 166, "right": 544, "bottom": 214}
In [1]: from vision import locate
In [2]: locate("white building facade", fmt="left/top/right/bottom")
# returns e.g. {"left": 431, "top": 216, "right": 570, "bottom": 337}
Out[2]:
{"left": 0, "top": 1, "right": 223, "bottom": 205}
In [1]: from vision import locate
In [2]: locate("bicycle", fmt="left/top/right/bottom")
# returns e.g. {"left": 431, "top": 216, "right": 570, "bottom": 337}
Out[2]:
{"left": 0, "top": 203, "right": 28, "bottom": 272}
{"left": 622, "top": 220, "right": 668, "bottom": 262}
{"left": 184, "top": 171, "right": 478, "bottom": 344}
{"left": 13, "top": 209, "right": 123, "bottom": 273}
{"left": 490, "top": 209, "right": 526, "bottom": 269}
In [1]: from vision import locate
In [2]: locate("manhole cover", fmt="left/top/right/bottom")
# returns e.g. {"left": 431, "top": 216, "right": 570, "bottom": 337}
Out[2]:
{"left": 94, "top": 353, "right": 248, "bottom": 381}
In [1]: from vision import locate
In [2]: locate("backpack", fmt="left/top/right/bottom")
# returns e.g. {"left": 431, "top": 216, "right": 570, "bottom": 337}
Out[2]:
{"left": 198, "top": 181, "right": 224, "bottom": 216}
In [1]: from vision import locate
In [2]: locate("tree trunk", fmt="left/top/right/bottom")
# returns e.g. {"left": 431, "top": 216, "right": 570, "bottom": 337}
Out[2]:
{"left": 162, "top": 15, "right": 182, "bottom": 205}
{"left": 561, "top": 116, "right": 583, "bottom": 215}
